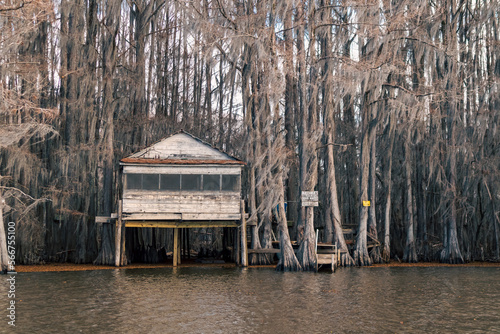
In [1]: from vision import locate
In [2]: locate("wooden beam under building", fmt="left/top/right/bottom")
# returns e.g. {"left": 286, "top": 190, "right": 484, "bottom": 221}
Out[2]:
{"left": 114, "top": 201, "right": 123, "bottom": 267}
{"left": 173, "top": 228, "right": 179, "bottom": 267}
{"left": 240, "top": 200, "right": 248, "bottom": 267}
{"left": 124, "top": 221, "right": 239, "bottom": 228}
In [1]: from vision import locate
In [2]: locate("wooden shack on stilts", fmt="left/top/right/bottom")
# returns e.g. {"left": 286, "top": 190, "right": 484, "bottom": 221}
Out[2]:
{"left": 115, "top": 130, "right": 247, "bottom": 267}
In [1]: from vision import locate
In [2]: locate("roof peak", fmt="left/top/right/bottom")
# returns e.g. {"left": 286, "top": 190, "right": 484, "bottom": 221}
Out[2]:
{"left": 121, "top": 131, "right": 244, "bottom": 164}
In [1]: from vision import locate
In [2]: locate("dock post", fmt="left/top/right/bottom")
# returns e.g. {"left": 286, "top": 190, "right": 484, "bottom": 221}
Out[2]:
{"left": 173, "top": 228, "right": 179, "bottom": 267}
{"left": 235, "top": 224, "right": 240, "bottom": 265}
{"left": 177, "top": 228, "right": 182, "bottom": 265}
{"left": 336, "top": 241, "right": 339, "bottom": 266}
{"left": 240, "top": 200, "right": 248, "bottom": 267}
{"left": 114, "top": 200, "right": 123, "bottom": 267}
{"left": 120, "top": 222, "right": 126, "bottom": 266}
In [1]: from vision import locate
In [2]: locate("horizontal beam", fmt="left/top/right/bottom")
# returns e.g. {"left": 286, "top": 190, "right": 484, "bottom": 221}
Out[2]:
{"left": 95, "top": 213, "right": 118, "bottom": 223}
{"left": 122, "top": 213, "right": 241, "bottom": 221}
{"left": 123, "top": 213, "right": 182, "bottom": 221}
{"left": 124, "top": 221, "right": 239, "bottom": 228}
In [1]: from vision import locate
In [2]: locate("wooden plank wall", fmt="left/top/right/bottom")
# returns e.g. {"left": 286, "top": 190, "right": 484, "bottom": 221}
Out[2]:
{"left": 123, "top": 165, "right": 241, "bottom": 175}
{"left": 122, "top": 192, "right": 241, "bottom": 219}
{"left": 122, "top": 165, "right": 242, "bottom": 221}
{"left": 129, "top": 133, "right": 231, "bottom": 160}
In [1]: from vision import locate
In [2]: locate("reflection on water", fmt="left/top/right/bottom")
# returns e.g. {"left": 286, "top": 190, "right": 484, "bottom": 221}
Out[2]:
{"left": 2, "top": 266, "right": 499, "bottom": 333}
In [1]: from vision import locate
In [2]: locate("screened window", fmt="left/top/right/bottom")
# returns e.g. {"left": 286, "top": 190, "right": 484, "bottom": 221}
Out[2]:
{"left": 160, "top": 174, "right": 180, "bottom": 191}
{"left": 126, "top": 173, "right": 238, "bottom": 192}
{"left": 126, "top": 174, "right": 142, "bottom": 189}
{"left": 182, "top": 174, "right": 201, "bottom": 191}
{"left": 222, "top": 175, "right": 240, "bottom": 192}
{"left": 143, "top": 174, "right": 160, "bottom": 190}
{"left": 203, "top": 175, "right": 220, "bottom": 191}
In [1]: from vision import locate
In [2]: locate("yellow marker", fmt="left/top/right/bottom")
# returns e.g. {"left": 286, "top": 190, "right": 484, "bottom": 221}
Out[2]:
{"left": 362, "top": 201, "right": 371, "bottom": 207}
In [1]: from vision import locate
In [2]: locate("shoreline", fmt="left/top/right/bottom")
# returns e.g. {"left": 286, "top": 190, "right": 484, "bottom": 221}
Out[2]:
{"left": 14, "top": 260, "right": 500, "bottom": 273}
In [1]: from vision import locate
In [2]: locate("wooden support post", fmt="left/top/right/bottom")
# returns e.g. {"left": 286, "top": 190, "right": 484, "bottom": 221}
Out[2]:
{"left": 240, "top": 200, "right": 248, "bottom": 267}
{"left": 181, "top": 228, "right": 184, "bottom": 258}
{"left": 177, "top": 228, "right": 181, "bottom": 265}
{"left": 120, "top": 225, "right": 126, "bottom": 266}
{"left": 235, "top": 225, "right": 240, "bottom": 265}
{"left": 187, "top": 229, "right": 191, "bottom": 259}
{"left": 173, "top": 228, "right": 179, "bottom": 267}
{"left": 336, "top": 241, "right": 339, "bottom": 266}
{"left": 183, "top": 228, "right": 187, "bottom": 258}
{"left": 114, "top": 200, "right": 123, "bottom": 267}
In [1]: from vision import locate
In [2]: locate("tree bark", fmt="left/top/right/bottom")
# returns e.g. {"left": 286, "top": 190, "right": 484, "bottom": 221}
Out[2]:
{"left": 94, "top": 0, "right": 120, "bottom": 265}
{"left": 276, "top": 167, "right": 301, "bottom": 271}
{"left": 403, "top": 133, "right": 417, "bottom": 263}
{"left": 382, "top": 111, "right": 396, "bottom": 262}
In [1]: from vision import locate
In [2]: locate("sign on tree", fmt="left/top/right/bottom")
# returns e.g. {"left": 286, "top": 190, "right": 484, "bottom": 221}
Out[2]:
{"left": 301, "top": 191, "right": 319, "bottom": 207}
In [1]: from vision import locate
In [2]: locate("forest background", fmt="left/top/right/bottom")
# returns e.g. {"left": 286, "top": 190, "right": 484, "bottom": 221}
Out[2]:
{"left": 0, "top": 0, "right": 499, "bottom": 269}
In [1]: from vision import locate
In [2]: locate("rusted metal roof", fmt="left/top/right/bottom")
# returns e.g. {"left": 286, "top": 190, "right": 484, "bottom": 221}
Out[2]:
{"left": 120, "top": 157, "right": 246, "bottom": 165}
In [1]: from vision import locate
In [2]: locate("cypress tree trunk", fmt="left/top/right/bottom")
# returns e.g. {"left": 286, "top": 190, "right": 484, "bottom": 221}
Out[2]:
{"left": 403, "top": 133, "right": 417, "bottom": 262}
{"left": 440, "top": 107, "right": 464, "bottom": 264}
{"left": 354, "top": 131, "right": 372, "bottom": 266}
{"left": 354, "top": 96, "right": 375, "bottom": 266}
{"left": 368, "top": 121, "right": 381, "bottom": 263}
{"left": 276, "top": 168, "right": 301, "bottom": 271}
{"left": 94, "top": 0, "right": 120, "bottom": 265}
{"left": 382, "top": 111, "right": 396, "bottom": 262}
{"left": 325, "top": 102, "right": 354, "bottom": 266}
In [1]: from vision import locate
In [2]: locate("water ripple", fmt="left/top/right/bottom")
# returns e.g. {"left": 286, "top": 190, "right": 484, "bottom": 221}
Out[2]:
{"left": 6, "top": 267, "right": 499, "bottom": 333}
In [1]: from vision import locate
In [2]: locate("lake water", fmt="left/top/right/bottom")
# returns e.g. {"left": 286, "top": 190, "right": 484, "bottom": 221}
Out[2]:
{"left": 3, "top": 266, "right": 500, "bottom": 333}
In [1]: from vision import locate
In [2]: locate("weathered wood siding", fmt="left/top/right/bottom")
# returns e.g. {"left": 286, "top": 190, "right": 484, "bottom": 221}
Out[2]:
{"left": 122, "top": 165, "right": 242, "bottom": 221}
{"left": 122, "top": 165, "right": 241, "bottom": 175}
{"left": 122, "top": 191, "right": 241, "bottom": 220}
{"left": 129, "top": 133, "right": 231, "bottom": 160}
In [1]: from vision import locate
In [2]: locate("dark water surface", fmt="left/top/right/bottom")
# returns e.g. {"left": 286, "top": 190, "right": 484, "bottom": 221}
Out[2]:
{"left": 4, "top": 266, "right": 500, "bottom": 333}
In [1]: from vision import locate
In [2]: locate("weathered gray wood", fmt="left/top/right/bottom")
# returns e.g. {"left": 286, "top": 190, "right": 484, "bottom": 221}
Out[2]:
{"left": 95, "top": 213, "right": 118, "bottom": 223}
{"left": 95, "top": 216, "right": 112, "bottom": 223}
{"left": 177, "top": 228, "right": 181, "bottom": 265}
{"left": 122, "top": 201, "right": 240, "bottom": 214}
{"left": 181, "top": 213, "right": 241, "bottom": 220}
{"left": 301, "top": 191, "right": 319, "bottom": 207}
{"left": 173, "top": 228, "right": 179, "bottom": 267}
{"left": 123, "top": 213, "right": 182, "bottom": 221}
{"left": 248, "top": 248, "right": 280, "bottom": 254}
{"left": 122, "top": 213, "right": 241, "bottom": 221}
{"left": 235, "top": 224, "right": 240, "bottom": 265}
{"left": 123, "top": 192, "right": 241, "bottom": 200}
{"left": 114, "top": 200, "right": 123, "bottom": 267}
{"left": 128, "top": 133, "right": 232, "bottom": 160}
{"left": 122, "top": 192, "right": 241, "bottom": 220}
{"left": 240, "top": 200, "right": 248, "bottom": 267}
{"left": 124, "top": 221, "right": 239, "bottom": 228}
{"left": 317, "top": 253, "right": 335, "bottom": 264}
{"left": 123, "top": 165, "right": 241, "bottom": 175}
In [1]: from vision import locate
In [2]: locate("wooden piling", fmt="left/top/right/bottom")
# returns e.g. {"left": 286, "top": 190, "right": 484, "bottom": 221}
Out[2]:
{"left": 177, "top": 228, "right": 182, "bottom": 265}
{"left": 120, "top": 222, "right": 127, "bottom": 266}
{"left": 235, "top": 224, "right": 240, "bottom": 265}
{"left": 173, "top": 228, "right": 179, "bottom": 267}
{"left": 240, "top": 200, "right": 248, "bottom": 267}
{"left": 187, "top": 229, "right": 191, "bottom": 259}
{"left": 114, "top": 200, "right": 123, "bottom": 267}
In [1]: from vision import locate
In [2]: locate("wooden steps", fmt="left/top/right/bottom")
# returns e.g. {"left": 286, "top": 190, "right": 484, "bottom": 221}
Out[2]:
{"left": 317, "top": 253, "right": 336, "bottom": 271}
